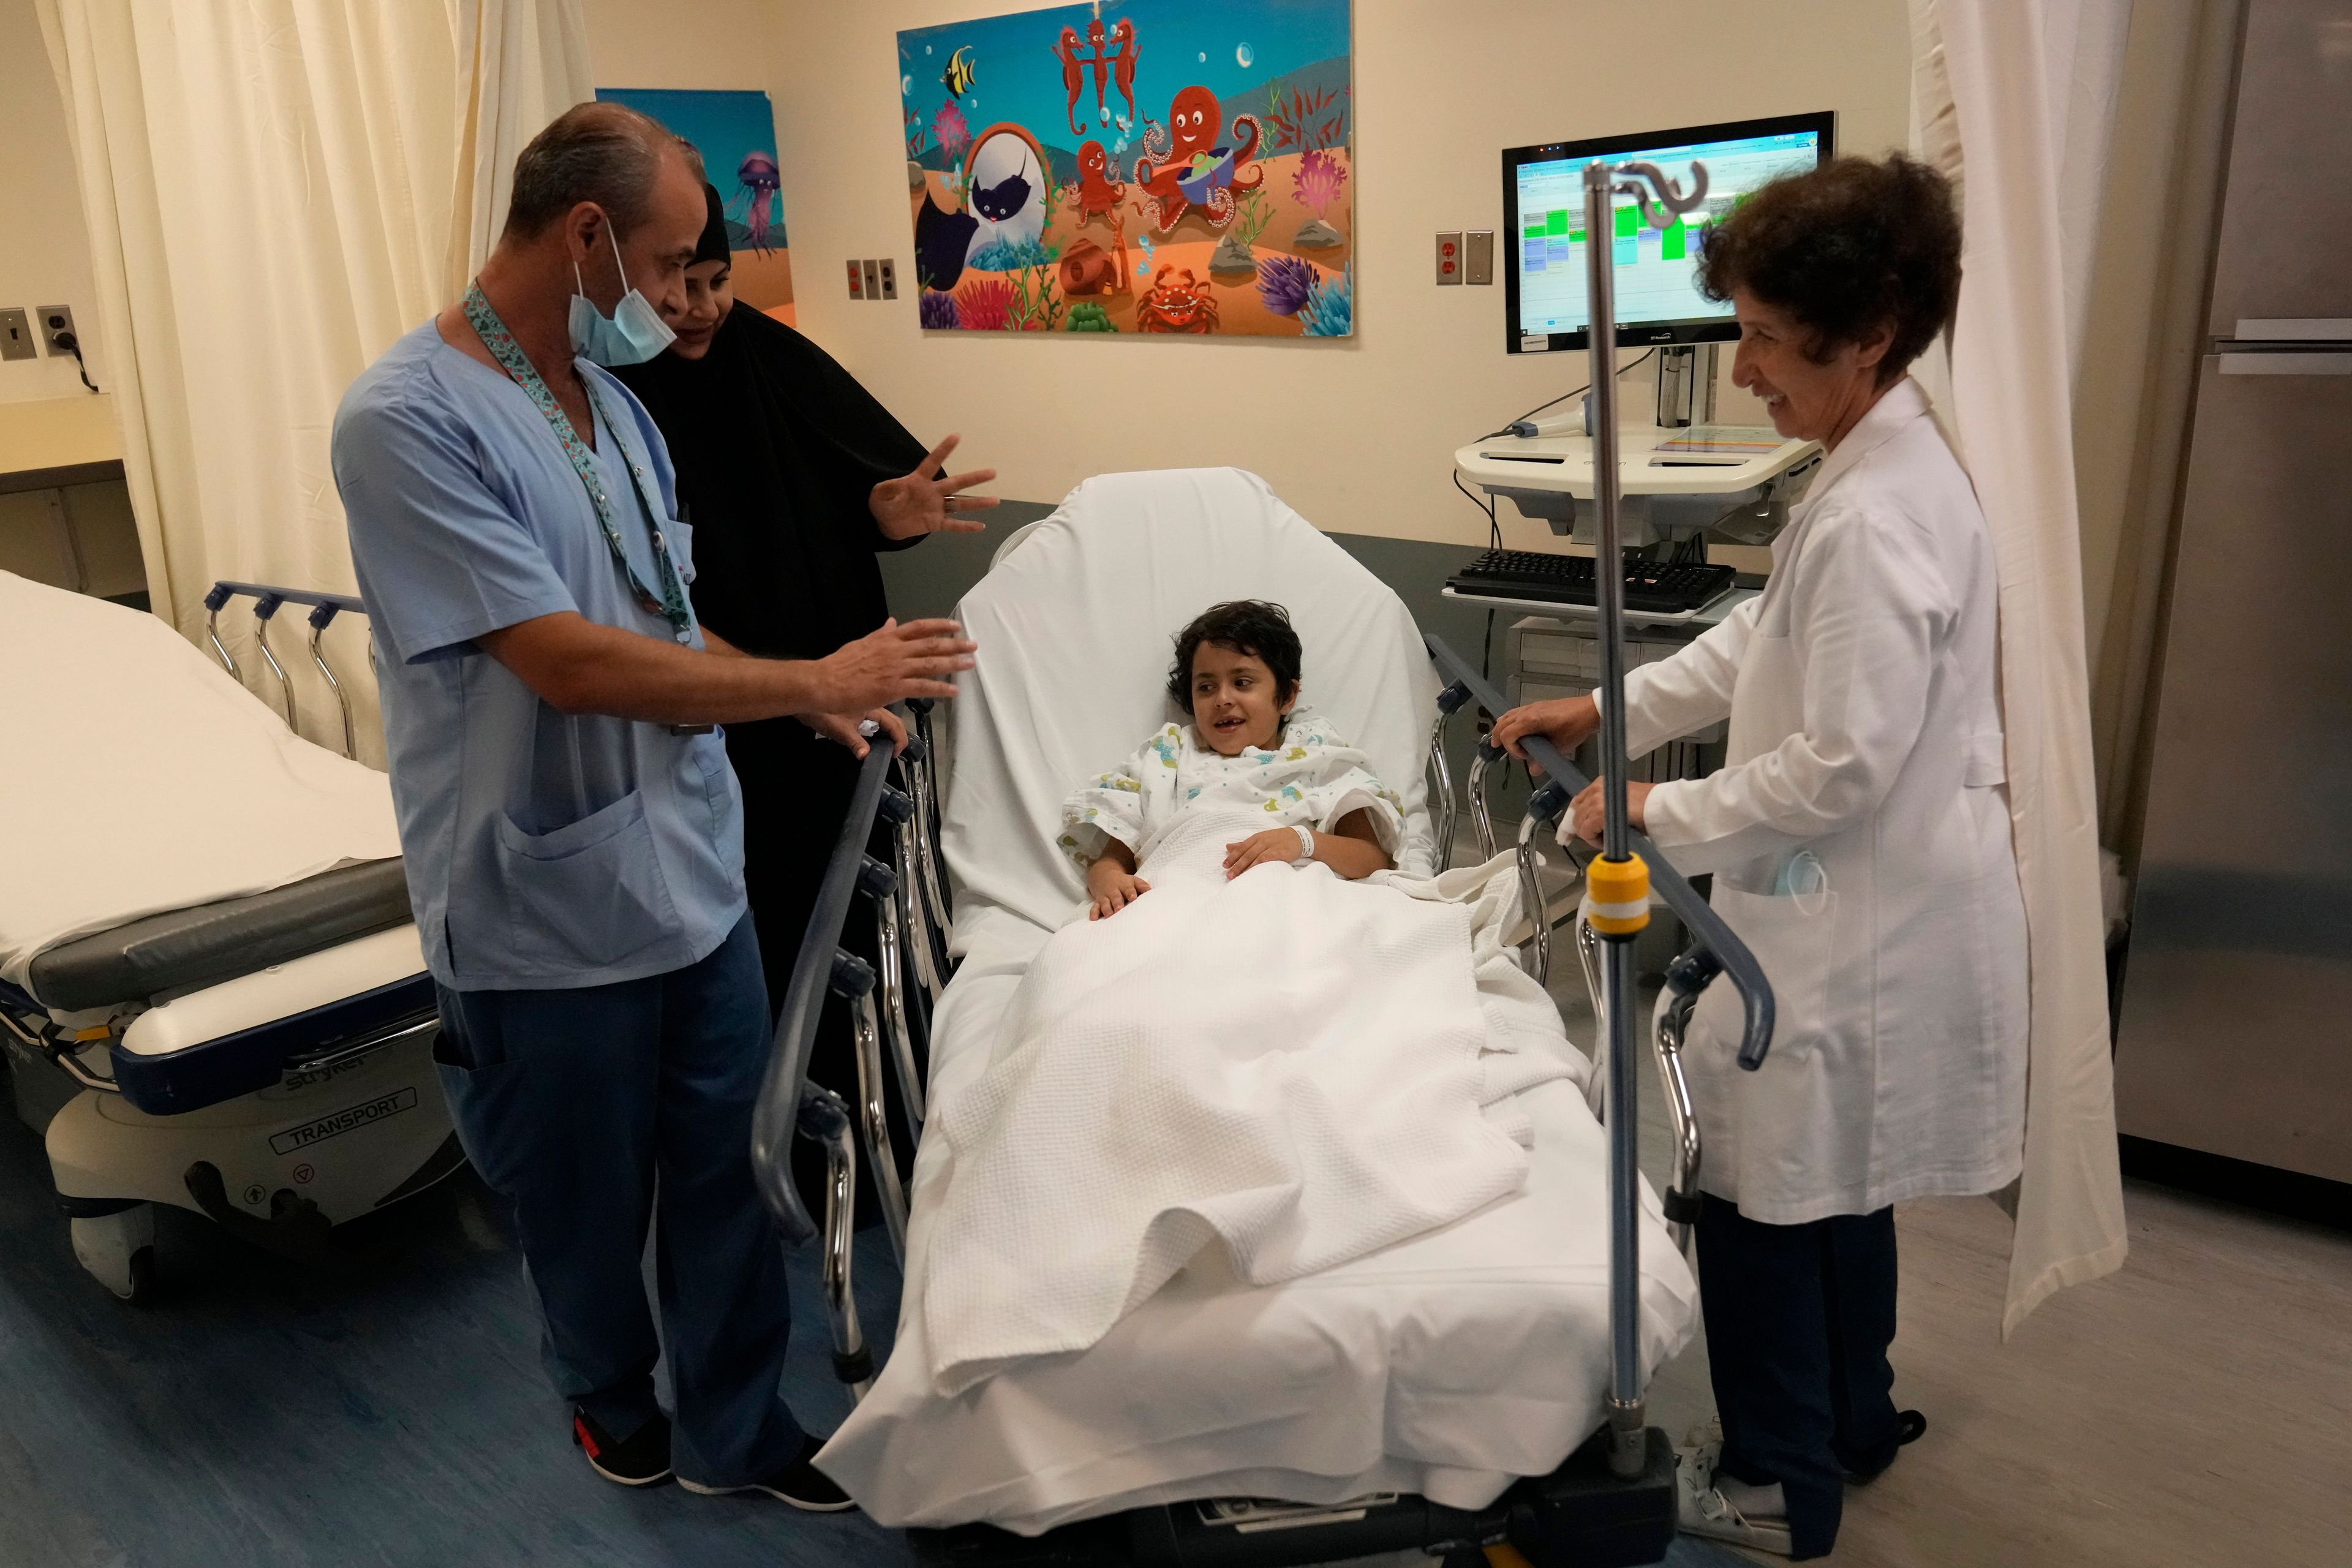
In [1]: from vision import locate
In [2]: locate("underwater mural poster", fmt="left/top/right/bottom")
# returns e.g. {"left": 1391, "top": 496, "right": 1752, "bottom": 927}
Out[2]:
{"left": 899, "top": 0, "right": 1352, "bottom": 337}
{"left": 596, "top": 87, "right": 798, "bottom": 326}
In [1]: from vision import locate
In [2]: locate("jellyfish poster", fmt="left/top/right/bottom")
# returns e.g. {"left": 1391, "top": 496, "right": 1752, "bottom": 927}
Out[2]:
{"left": 899, "top": 0, "right": 1352, "bottom": 337}
{"left": 595, "top": 87, "right": 797, "bottom": 326}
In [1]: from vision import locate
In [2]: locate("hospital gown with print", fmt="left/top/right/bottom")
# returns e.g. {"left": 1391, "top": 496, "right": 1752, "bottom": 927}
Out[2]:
{"left": 1058, "top": 707, "right": 1403, "bottom": 870}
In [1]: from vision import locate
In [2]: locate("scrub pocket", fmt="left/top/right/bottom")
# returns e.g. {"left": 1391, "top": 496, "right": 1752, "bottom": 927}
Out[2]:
{"left": 694, "top": 742, "right": 741, "bottom": 866}
{"left": 495, "top": 790, "right": 679, "bottom": 972}
{"left": 429, "top": 990, "right": 530, "bottom": 1196}
{"left": 1699, "top": 884, "right": 1839, "bottom": 1067}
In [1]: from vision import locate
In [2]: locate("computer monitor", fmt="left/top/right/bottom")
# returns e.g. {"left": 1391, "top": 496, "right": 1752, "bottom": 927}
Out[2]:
{"left": 1502, "top": 112, "right": 1834, "bottom": 355}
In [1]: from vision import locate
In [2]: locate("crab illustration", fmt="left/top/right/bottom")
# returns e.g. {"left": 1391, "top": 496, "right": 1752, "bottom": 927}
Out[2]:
{"left": 1133, "top": 265, "right": 1219, "bottom": 333}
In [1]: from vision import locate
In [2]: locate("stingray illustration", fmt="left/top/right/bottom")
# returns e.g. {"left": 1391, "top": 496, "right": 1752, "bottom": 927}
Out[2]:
{"left": 913, "top": 123, "right": 1047, "bottom": 295}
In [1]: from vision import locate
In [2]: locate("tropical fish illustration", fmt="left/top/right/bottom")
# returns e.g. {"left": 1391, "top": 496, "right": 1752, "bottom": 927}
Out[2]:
{"left": 942, "top": 45, "right": 977, "bottom": 98}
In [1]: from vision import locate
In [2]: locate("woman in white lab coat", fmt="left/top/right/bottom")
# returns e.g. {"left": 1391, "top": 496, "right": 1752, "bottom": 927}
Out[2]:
{"left": 1493, "top": 154, "right": 2026, "bottom": 1561}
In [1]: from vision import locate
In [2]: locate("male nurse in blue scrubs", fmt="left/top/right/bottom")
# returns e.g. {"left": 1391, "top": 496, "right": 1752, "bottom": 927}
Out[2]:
{"left": 330, "top": 102, "right": 984, "bottom": 1509}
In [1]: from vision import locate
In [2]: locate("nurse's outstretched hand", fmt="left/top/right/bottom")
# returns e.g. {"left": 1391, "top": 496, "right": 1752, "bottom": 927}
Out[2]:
{"left": 815, "top": 617, "right": 975, "bottom": 710}
{"left": 1491, "top": 695, "right": 1600, "bottom": 769}
{"left": 1568, "top": 778, "right": 1653, "bottom": 846}
{"left": 872, "top": 433, "right": 1000, "bottom": 539}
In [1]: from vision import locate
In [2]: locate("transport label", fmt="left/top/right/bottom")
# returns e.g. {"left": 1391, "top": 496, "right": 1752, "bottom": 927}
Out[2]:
{"left": 270, "top": 1087, "right": 418, "bottom": 1155}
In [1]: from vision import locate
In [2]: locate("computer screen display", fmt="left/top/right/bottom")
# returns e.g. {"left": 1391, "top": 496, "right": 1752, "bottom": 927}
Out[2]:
{"left": 1502, "top": 112, "right": 1833, "bottom": 354}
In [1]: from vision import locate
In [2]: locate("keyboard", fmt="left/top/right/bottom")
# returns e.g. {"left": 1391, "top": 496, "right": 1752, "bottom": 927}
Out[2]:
{"left": 1446, "top": 549, "right": 1737, "bottom": 614}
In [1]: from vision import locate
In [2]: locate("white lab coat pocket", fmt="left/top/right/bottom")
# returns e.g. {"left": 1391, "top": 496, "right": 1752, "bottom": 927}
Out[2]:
{"left": 1699, "top": 883, "right": 1839, "bottom": 1068}
{"left": 494, "top": 790, "right": 680, "bottom": 972}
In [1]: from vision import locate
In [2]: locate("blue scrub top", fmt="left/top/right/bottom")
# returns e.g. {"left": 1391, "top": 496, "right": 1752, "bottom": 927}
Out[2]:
{"left": 332, "top": 320, "right": 745, "bottom": 992}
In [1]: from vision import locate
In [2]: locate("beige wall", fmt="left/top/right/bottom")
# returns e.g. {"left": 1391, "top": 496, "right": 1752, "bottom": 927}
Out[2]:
{"left": 0, "top": 0, "right": 105, "bottom": 404}
{"left": 591, "top": 0, "right": 1912, "bottom": 546}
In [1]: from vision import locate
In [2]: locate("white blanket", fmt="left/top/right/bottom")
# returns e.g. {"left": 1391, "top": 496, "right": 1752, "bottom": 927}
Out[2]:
{"left": 922, "top": 808, "right": 1569, "bottom": 1394}
{"left": 0, "top": 573, "right": 399, "bottom": 995}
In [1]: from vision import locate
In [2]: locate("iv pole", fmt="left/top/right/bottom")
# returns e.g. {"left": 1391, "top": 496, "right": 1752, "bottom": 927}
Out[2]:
{"left": 1581, "top": 154, "right": 1709, "bottom": 1480}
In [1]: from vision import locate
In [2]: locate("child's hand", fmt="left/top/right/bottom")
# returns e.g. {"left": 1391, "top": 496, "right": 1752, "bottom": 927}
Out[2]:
{"left": 1224, "top": 827, "right": 1308, "bottom": 879}
{"left": 1087, "top": 859, "right": 1152, "bottom": 919}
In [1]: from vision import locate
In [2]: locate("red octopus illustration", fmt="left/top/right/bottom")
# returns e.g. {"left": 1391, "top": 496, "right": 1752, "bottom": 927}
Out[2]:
{"left": 1131, "top": 84, "right": 1262, "bottom": 233}
{"left": 1133, "top": 266, "right": 1219, "bottom": 333}
{"left": 1072, "top": 139, "right": 1128, "bottom": 229}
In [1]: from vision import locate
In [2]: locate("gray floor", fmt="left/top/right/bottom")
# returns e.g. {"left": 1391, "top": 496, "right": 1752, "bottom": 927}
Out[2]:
{"left": 0, "top": 1068, "right": 1742, "bottom": 1568}
{"left": 1520, "top": 832, "right": 2352, "bottom": 1568}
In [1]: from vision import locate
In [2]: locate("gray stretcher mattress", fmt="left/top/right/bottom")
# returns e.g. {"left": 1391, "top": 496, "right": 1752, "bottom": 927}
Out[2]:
{"left": 26, "top": 859, "right": 414, "bottom": 1012}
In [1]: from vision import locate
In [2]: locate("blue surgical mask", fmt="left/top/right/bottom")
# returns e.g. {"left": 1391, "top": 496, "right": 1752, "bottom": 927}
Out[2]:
{"left": 569, "top": 222, "right": 676, "bottom": 366}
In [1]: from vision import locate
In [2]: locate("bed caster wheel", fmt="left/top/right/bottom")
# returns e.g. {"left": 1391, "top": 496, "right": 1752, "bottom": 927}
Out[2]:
{"left": 70, "top": 1204, "right": 159, "bottom": 1304}
{"left": 123, "top": 1246, "right": 159, "bottom": 1305}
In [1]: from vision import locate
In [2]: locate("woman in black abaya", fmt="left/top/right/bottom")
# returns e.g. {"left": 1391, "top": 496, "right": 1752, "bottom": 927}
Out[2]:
{"left": 617, "top": 186, "right": 995, "bottom": 1202}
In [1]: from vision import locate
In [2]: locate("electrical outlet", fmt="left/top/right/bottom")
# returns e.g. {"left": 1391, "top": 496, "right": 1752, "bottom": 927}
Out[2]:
{"left": 847, "top": 260, "right": 864, "bottom": 299}
{"left": 0, "top": 309, "right": 33, "bottom": 362}
{"left": 1435, "top": 232, "right": 1462, "bottom": 285}
{"left": 862, "top": 259, "right": 882, "bottom": 300}
{"left": 36, "top": 305, "right": 77, "bottom": 355}
{"left": 878, "top": 259, "right": 898, "bottom": 300}
{"left": 1464, "top": 231, "right": 1494, "bottom": 285}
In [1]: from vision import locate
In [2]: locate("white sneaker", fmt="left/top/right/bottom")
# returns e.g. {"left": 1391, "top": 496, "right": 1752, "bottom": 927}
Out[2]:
{"left": 1679, "top": 1418, "right": 1723, "bottom": 1476}
{"left": 1676, "top": 1442, "right": 1793, "bottom": 1556}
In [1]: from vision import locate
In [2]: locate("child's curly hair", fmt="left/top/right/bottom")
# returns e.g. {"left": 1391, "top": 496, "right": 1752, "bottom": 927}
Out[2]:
{"left": 1167, "top": 600, "right": 1302, "bottom": 709}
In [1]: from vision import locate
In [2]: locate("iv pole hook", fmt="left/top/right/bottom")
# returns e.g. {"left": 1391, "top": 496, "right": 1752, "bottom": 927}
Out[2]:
{"left": 1614, "top": 161, "right": 1710, "bottom": 229}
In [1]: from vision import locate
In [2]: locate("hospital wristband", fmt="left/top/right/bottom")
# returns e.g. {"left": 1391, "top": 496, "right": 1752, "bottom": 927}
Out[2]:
{"left": 1292, "top": 824, "right": 1316, "bottom": 863}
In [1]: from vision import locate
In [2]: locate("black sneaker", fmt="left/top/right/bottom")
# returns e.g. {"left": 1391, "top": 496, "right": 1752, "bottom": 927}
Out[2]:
{"left": 679, "top": 1434, "right": 856, "bottom": 1512}
{"left": 1844, "top": 1408, "right": 1928, "bottom": 1485}
{"left": 571, "top": 1407, "right": 673, "bottom": 1487}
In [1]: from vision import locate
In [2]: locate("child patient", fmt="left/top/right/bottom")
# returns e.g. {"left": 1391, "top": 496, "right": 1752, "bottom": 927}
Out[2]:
{"left": 1061, "top": 600, "right": 1402, "bottom": 920}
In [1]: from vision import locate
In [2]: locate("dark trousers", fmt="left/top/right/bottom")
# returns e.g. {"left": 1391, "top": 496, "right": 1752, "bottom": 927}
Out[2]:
{"left": 431, "top": 914, "right": 804, "bottom": 1488}
{"left": 1696, "top": 1194, "right": 1902, "bottom": 1560}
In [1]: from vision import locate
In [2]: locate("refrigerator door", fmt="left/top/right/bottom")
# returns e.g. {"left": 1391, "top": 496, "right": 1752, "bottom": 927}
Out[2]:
{"left": 2114, "top": 356, "right": 2352, "bottom": 1180}
{"left": 2205, "top": 0, "right": 2352, "bottom": 335}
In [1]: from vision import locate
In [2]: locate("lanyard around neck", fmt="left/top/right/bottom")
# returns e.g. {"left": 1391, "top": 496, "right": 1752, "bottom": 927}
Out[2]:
{"left": 461, "top": 282, "right": 695, "bottom": 641}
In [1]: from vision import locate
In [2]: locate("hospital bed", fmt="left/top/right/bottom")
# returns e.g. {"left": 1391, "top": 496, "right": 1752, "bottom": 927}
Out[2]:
{"left": 0, "top": 575, "right": 459, "bottom": 1302}
{"left": 748, "top": 470, "right": 1776, "bottom": 1566}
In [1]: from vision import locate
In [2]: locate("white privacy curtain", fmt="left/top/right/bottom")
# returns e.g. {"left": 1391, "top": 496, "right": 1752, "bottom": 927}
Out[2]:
{"left": 36, "top": 0, "right": 590, "bottom": 767}
{"left": 1911, "top": 0, "right": 2130, "bottom": 1336}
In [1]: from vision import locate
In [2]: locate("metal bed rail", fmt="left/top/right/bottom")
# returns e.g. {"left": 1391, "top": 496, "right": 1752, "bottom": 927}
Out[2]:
{"left": 202, "top": 581, "right": 369, "bottom": 759}
{"left": 1424, "top": 630, "right": 1774, "bottom": 1485}
{"left": 750, "top": 712, "right": 949, "bottom": 1400}
{"left": 1422, "top": 636, "right": 1777, "bottom": 1073}
{"left": 1425, "top": 631, "right": 1773, "bottom": 1248}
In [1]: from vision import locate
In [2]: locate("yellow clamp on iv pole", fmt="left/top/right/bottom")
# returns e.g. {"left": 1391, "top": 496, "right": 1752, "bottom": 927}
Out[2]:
{"left": 1582, "top": 853, "right": 1651, "bottom": 937}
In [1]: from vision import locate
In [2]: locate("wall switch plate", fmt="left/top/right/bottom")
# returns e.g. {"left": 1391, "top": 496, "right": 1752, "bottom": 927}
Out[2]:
{"left": 36, "top": 305, "right": 76, "bottom": 354}
{"left": 1436, "top": 231, "right": 1463, "bottom": 285}
{"left": 878, "top": 258, "right": 898, "bottom": 300}
{"left": 0, "top": 309, "right": 33, "bottom": 362}
{"left": 1464, "top": 231, "right": 1494, "bottom": 285}
{"left": 862, "top": 259, "right": 882, "bottom": 300}
{"left": 847, "top": 260, "right": 864, "bottom": 299}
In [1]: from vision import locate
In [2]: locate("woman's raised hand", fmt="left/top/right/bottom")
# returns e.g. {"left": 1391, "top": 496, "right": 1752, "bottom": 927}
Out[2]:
{"left": 1490, "top": 695, "right": 1600, "bottom": 769}
{"left": 871, "top": 433, "right": 1000, "bottom": 539}
{"left": 814, "top": 617, "right": 975, "bottom": 712}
